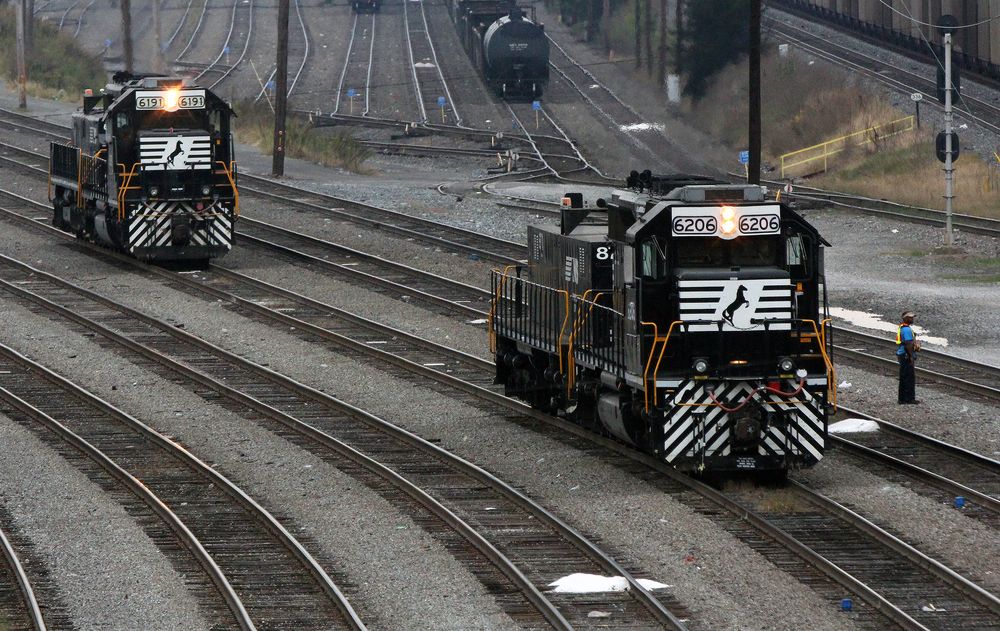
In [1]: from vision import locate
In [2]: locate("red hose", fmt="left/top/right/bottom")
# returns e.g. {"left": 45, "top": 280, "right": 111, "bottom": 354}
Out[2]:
{"left": 707, "top": 378, "right": 805, "bottom": 414}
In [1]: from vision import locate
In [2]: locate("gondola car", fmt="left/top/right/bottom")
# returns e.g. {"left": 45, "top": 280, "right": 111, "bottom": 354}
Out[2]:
{"left": 490, "top": 173, "right": 835, "bottom": 474}
{"left": 449, "top": 1, "right": 549, "bottom": 99}
{"left": 49, "top": 73, "right": 237, "bottom": 263}
{"left": 352, "top": 0, "right": 379, "bottom": 13}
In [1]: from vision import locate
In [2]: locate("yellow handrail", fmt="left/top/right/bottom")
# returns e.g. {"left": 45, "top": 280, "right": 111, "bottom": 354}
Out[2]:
{"left": 76, "top": 148, "right": 83, "bottom": 209}
{"left": 807, "top": 317, "right": 837, "bottom": 411}
{"left": 117, "top": 163, "right": 140, "bottom": 220}
{"left": 555, "top": 289, "right": 570, "bottom": 377}
{"left": 639, "top": 321, "right": 659, "bottom": 412}
{"left": 215, "top": 160, "right": 239, "bottom": 217}
{"left": 565, "top": 291, "right": 603, "bottom": 392}
{"left": 647, "top": 320, "right": 684, "bottom": 412}
{"left": 780, "top": 115, "right": 914, "bottom": 178}
{"left": 487, "top": 265, "right": 517, "bottom": 354}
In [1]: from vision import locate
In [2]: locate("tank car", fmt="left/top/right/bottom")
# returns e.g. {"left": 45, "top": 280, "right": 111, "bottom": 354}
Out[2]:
{"left": 48, "top": 73, "right": 237, "bottom": 263}
{"left": 351, "top": 0, "right": 379, "bottom": 14}
{"left": 490, "top": 173, "right": 835, "bottom": 474}
{"left": 450, "top": 1, "right": 549, "bottom": 99}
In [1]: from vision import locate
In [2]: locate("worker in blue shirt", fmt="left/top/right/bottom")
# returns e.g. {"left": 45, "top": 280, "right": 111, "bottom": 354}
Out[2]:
{"left": 896, "top": 310, "right": 921, "bottom": 404}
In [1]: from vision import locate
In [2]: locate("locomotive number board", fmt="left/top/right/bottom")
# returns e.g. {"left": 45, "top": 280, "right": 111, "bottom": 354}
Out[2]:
{"left": 136, "top": 89, "right": 206, "bottom": 111}
{"left": 671, "top": 205, "right": 781, "bottom": 239}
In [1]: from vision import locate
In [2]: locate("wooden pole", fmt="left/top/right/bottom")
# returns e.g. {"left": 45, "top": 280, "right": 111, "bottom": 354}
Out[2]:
{"left": 634, "top": 0, "right": 641, "bottom": 68}
{"left": 24, "top": 0, "right": 33, "bottom": 51}
{"left": 674, "top": 0, "right": 683, "bottom": 73}
{"left": 16, "top": 0, "right": 27, "bottom": 109}
{"left": 603, "top": 0, "right": 611, "bottom": 50}
{"left": 749, "top": 0, "right": 761, "bottom": 185}
{"left": 153, "top": 0, "right": 164, "bottom": 73}
{"left": 121, "top": 0, "right": 134, "bottom": 73}
{"left": 644, "top": 0, "right": 653, "bottom": 76}
{"left": 658, "top": 0, "right": 667, "bottom": 85}
{"left": 272, "top": 0, "right": 290, "bottom": 176}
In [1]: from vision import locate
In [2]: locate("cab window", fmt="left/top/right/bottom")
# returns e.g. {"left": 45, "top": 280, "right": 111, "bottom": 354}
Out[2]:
{"left": 640, "top": 238, "right": 667, "bottom": 280}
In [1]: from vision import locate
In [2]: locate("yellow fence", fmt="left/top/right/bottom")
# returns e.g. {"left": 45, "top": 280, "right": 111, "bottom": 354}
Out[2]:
{"left": 780, "top": 115, "right": 915, "bottom": 179}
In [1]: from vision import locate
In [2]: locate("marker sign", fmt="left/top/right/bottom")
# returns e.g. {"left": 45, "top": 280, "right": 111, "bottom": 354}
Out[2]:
{"left": 347, "top": 88, "right": 357, "bottom": 98}
{"left": 437, "top": 96, "right": 447, "bottom": 107}
{"left": 738, "top": 150, "right": 750, "bottom": 164}
{"left": 532, "top": 100, "right": 541, "bottom": 111}
{"left": 266, "top": 80, "right": 276, "bottom": 91}
{"left": 104, "top": 39, "right": 112, "bottom": 47}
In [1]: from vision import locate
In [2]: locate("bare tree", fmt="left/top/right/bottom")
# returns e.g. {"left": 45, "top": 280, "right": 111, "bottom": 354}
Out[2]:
{"left": 645, "top": 0, "right": 654, "bottom": 76}
{"left": 635, "top": 0, "right": 641, "bottom": 68}
{"left": 659, "top": 0, "right": 668, "bottom": 85}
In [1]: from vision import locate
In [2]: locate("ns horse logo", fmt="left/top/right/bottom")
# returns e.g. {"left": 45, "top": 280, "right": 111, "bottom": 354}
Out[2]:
{"left": 722, "top": 284, "right": 750, "bottom": 327}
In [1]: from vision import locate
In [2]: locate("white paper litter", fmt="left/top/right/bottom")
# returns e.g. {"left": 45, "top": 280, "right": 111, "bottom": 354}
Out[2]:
{"left": 921, "top": 603, "right": 947, "bottom": 612}
{"left": 547, "top": 573, "right": 670, "bottom": 594}
{"left": 829, "top": 418, "right": 879, "bottom": 433}
{"left": 838, "top": 381, "right": 852, "bottom": 389}
{"left": 587, "top": 611, "right": 611, "bottom": 618}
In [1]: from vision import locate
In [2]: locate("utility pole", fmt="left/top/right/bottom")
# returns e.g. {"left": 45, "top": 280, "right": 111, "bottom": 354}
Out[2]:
{"left": 748, "top": 0, "right": 761, "bottom": 185}
{"left": 121, "top": 0, "right": 134, "bottom": 73}
{"left": 943, "top": 31, "right": 954, "bottom": 246}
{"left": 644, "top": 0, "right": 653, "bottom": 76}
{"left": 15, "top": 0, "right": 27, "bottom": 109}
{"left": 674, "top": 0, "right": 683, "bottom": 72}
{"left": 272, "top": 0, "right": 290, "bottom": 176}
{"left": 658, "top": 0, "right": 667, "bottom": 86}
{"left": 634, "top": 0, "right": 642, "bottom": 68}
{"left": 603, "top": 0, "right": 611, "bottom": 51}
{"left": 153, "top": 0, "right": 164, "bottom": 73}
{"left": 24, "top": 0, "right": 33, "bottom": 51}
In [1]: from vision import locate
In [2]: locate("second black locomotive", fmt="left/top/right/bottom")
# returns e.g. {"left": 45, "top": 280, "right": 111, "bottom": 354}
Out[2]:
{"left": 449, "top": 1, "right": 549, "bottom": 99}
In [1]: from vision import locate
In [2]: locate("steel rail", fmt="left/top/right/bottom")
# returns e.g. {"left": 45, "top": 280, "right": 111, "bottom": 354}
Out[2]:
{"left": 0, "top": 259, "right": 633, "bottom": 631}
{"left": 174, "top": 0, "right": 213, "bottom": 61}
{"left": 71, "top": 0, "right": 95, "bottom": 39}
{"left": 0, "top": 378, "right": 257, "bottom": 631}
{"left": 0, "top": 194, "right": 687, "bottom": 629}
{"left": 0, "top": 517, "right": 46, "bottom": 631}
{"left": 333, "top": 14, "right": 361, "bottom": 115}
{"left": 363, "top": 11, "right": 374, "bottom": 116}
{"left": 288, "top": 0, "right": 310, "bottom": 97}
{"left": 197, "top": 0, "right": 254, "bottom": 88}
{"left": 401, "top": 0, "right": 427, "bottom": 121}
{"left": 416, "top": 0, "right": 461, "bottom": 126}
{"left": 57, "top": 0, "right": 81, "bottom": 31}
{"left": 165, "top": 0, "right": 198, "bottom": 50}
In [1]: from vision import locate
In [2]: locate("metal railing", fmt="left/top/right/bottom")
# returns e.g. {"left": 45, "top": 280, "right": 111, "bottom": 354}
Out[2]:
{"left": 567, "top": 293, "right": 625, "bottom": 391}
{"left": 780, "top": 115, "right": 915, "bottom": 178}
{"left": 489, "top": 269, "right": 570, "bottom": 371}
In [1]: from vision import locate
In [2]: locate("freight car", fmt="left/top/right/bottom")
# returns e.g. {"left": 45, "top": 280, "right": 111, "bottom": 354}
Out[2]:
{"left": 449, "top": 1, "right": 549, "bottom": 99}
{"left": 490, "top": 173, "right": 835, "bottom": 474}
{"left": 49, "top": 73, "right": 238, "bottom": 263}
{"left": 352, "top": 0, "right": 379, "bottom": 13}
{"left": 773, "top": 0, "right": 1000, "bottom": 82}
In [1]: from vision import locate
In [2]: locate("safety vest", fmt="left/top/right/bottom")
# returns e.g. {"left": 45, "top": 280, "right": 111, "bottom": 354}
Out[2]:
{"left": 896, "top": 323, "right": 915, "bottom": 353}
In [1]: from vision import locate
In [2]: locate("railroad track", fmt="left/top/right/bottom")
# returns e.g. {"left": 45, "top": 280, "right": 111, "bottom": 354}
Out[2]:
{"left": 173, "top": 0, "right": 213, "bottom": 63}
{"left": 334, "top": 11, "right": 376, "bottom": 116}
{"left": 193, "top": 0, "right": 254, "bottom": 89}
{"left": 3, "top": 179, "right": 999, "bottom": 627}
{"left": 0, "top": 342, "right": 364, "bottom": 630}
{"left": 828, "top": 405, "right": 1000, "bottom": 530}
{"left": 0, "top": 516, "right": 47, "bottom": 631}
{"left": 403, "top": 0, "right": 461, "bottom": 125}
{"left": 256, "top": 0, "right": 310, "bottom": 102}
{"left": 0, "top": 242, "right": 690, "bottom": 629}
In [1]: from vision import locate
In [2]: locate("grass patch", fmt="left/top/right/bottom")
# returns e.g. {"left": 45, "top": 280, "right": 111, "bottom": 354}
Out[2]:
{"left": 233, "top": 101, "right": 372, "bottom": 174}
{"left": 0, "top": 7, "right": 106, "bottom": 100}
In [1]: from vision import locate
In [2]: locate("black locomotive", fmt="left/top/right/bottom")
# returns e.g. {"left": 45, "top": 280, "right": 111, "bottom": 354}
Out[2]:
{"left": 49, "top": 73, "right": 237, "bottom": 263}
{"left": 351, "top": 0, "right": 379, "bottom": 13}
{"left": 449, "top": 1, "right": 549, "bottom": 99}
{"left": 490, "top": 174, "right": 835, "bottom": 474}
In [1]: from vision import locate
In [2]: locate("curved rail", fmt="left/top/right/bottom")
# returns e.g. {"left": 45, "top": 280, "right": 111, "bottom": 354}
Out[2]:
{"left": 0, "top": 519, "right": 46, "bottom": 631}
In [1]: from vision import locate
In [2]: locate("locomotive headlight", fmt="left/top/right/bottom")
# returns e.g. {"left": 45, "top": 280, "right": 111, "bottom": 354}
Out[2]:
{"left": 163, "top": 88, "right": 180, "bottom": 112}
{"left": 149, "top": 186, "right": 159, "bottom": 198}
{"left": 720, "top": 206, "right": 738, "bottom": 237}
{"left": 692, "top": 357, "right": 710, "bottom": 374}
{"left": 201, "top": 184, "right": 212, "bottom": 196}
{"left": 778, "top": 357, "right": 796, "bottom": 374}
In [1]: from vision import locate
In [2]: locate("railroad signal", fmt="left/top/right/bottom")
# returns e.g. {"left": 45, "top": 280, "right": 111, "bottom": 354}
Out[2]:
{"left": 935, "top": 131, "right": 959, "bottom": 163}
{"left": 935, "top": 62, "right": 961, "bottom": 106}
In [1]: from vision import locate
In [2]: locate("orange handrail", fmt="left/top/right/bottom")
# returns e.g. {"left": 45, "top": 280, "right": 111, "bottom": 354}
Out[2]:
{"left": 565, "top": 291, "right": 604, "bottom": 392}
{"left": 644, "top": 320, "right": 684, "bottom": 412}
{"left": 487, "top": 265, "right": 517, "bottom": 354}
{"left": 555, "top": 289, "right": 570, "bottom": 376}
{"left": 75, "top": 148, "right": 83, "bottom": 208}
{"left": 117, "top": 163, "right": 140, "bottom": 220}
{"left": 803, "top": 317, "right": 837, "bottom": 411}
{"left": 215, "top": 160, "right": 239, "bottom": 216}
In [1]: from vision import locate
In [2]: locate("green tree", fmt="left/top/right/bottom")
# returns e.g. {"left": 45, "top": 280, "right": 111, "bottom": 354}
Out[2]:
{"left": 681, "top": 0, "right": 750, "bottom": 97}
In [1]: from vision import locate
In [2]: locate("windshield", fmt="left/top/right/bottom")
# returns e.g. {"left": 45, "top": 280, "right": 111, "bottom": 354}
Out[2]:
{"left": 674, "top": 236, "right": 779, "bottom": 267}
